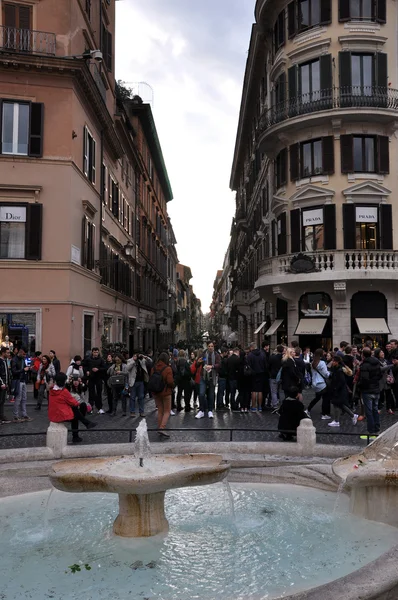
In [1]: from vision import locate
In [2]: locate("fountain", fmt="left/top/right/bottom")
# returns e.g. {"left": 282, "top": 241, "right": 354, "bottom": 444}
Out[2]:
{"left": 333, "top": 421, "right": 398, "bottom": 527}
{"left": 49, "top": 420, "right": 230, "bottom": 537}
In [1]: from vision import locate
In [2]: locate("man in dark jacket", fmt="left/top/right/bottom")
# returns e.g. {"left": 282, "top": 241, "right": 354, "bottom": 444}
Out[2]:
{"left": 278, "top": 386, "right": 309, "bottom": 441}
{"left": 359, "top": 347, "right": 382, "bottom": 435}
{"left": 247, "top": 344, "right": 267, "bottom": 411}
{"left": 269, "top": 345, "right": 284, "bottom": 409}
{"left": 11, "top": 347, "right": 32, "bottom": 422}
{"left": 0, "top": 346, "right": 11, "bottom": 423}
{"left": 226, "top": 348, "right": 241, "bottom": 411}
{"left": 216, "top": 348, "right": 229, "bottom": 410}
{"left": 84, "top": 347, "right": 107, "bottom": 413}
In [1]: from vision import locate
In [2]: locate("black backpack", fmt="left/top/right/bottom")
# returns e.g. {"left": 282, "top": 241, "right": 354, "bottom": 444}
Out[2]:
{"left": 148, "top": 366, "right": 167, "bottom": 393}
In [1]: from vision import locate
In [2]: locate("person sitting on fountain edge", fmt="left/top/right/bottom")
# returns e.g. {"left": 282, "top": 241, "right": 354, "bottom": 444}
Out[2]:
{"left": 48, "top": 372, "right": 97, "bottom": 443}
{"left": 278, "top": 385, "right": 310, "bottom": 441}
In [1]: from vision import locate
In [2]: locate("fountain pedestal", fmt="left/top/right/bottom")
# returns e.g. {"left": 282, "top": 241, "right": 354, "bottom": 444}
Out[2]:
{"left": 114, "top": 492, "right": 169, "bottom": 537}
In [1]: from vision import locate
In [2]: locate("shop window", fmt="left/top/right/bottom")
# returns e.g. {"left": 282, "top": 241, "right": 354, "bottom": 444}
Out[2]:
{"left": 302, "top": 208, "right": 324, "bottom": 251}
{"left": 1, "top": 101, "right": 43, "bottom": 157}
{"left": 83, "top": 126, "right": 96, "bottom": 184}
{"left": 0, "top": 312, "right": 37, "bottom": 351}
{"left": 300, "top": 292, "right": 331, "bottom": 316}
{"left": 0, "top": 203, "right": 42, "bottom": 260}
{"left": 355, "top": 206, "right": 378, "bottom": 249}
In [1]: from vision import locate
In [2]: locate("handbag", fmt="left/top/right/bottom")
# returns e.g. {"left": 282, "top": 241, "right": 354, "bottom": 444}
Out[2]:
{"left": 109, "top": 374, "right": 125, "bottom": 387}
{"left": 243, "top": 364, "right": 254, "bottom": 377}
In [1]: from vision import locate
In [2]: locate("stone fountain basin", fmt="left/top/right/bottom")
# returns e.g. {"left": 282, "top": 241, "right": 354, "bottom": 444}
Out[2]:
{"left": 49, "top": 453, "right": 230, "bottom": 495}
{"left": 333, "top": 455, "right": 397, "bottom": 483}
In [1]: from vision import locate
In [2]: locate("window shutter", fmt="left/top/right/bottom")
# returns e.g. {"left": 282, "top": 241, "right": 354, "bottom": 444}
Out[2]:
{"left": 81, "top": 217, "right": 87, "bottom": 267}
{"left": 18, "top": 5, "right": 32, "bottom": 30}
{"left": 280, "top": 148, "right": 287, "bottom": 186}
{"left": 380, "top": 204, "right": 393, "bottom": 250}
{"left": 320, "top": 0, "right": 332, "bottom": 24}
{"left": 339, "top": 0, "right": 350, "bottom": 21}
{"left": 28, "top": 103, "right": 44, "bottom": 157}
{"left": 278, "top": 212, "right": 287, "bottom": 256}
{"left": 339, "top": 52, "right": 352, "bottom": 89}
{"left": 341, "top": 135, "right": 353, "bottom": 173}
{"left": 4, "top": 3, "right": 17, "bottom": 27}
{"left": 272, "top": 219, "right": 277, "bottom": 256}
{"left": 288, "top": 1, "right": 296, "bottom": 38}
{"left": 320, "top": 54, "right": 332, "bottom": 98}
{"left": 343, "top": 204, "right": 356, "bottom": 250}
{"left": 91, "top": 138, "right": 96, "bottom": 183}
{"left": 0, "top": 100, "right": 3, "bottom": 154}
{"left": 83, "top": 127, "right": 87, "bottom": 176}
{"left": 324, "top": 205, "right": 336, "bottom": 250}
{"left": 290, "top": 208, "right": 301, "bottom": 253}
{"left": 377, "top": 135, "right": 389, "bottom": 174}
{"left": 278, "top": 11, "right": 285, "bottom": 47}
{"left": 322, "top": 136, "right": 335, "bottom": 175}
{"left": 376, "top": 0, "right": 386, "bottom": 23}
{"left": 376, "top": 53, "right": 387, "bottom": 89}
{"left": 290, "top": 143, "right": 300, "bottom": 181}
{"left": 288, "top": 65, "right": 297, "bottom": 100}
{"left": 26, "top": 204, "right": 43, "bottom": 260}
{"left": 106, "top": 31, "right": 113, "bottom": 71}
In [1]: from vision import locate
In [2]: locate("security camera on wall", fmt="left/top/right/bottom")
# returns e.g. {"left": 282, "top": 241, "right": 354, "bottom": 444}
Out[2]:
{"left": 91, "top": 50, "right": 103, "bottom": 62}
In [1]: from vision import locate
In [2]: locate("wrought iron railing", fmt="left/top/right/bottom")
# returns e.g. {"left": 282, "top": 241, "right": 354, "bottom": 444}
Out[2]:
{"left": 0, "top": 25, "right": 56, "bottom": 56}
{"left": 259, "top": 86, "right": 398, "bottom": 133}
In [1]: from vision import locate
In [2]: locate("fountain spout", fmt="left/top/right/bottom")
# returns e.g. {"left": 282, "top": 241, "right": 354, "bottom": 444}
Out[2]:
{"left": 134, "top": 420, "right": 151, "bottom": 468}
{"left": 139, "top": 458, "right": 144, "bottom": 468}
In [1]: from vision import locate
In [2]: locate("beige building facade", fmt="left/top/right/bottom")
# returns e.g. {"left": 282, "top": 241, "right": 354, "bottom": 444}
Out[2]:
{"left": 0, "top": 0, "right": 173, "bottom": 367}
{"left": 229, "top": 0, "right": 398, "bottom": 350}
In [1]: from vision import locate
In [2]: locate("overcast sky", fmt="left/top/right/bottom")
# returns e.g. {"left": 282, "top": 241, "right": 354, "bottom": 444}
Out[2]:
{"left": 115, "top": 0, "right": 254, "bottom": 311}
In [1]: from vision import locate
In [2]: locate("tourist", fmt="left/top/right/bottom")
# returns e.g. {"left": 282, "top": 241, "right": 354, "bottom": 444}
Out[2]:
{"left": 31, "top": 351, "right": 42, "bottom": 400}
{"left": 328, "top": 356, "right": 358, "bottom": 428}
{"left": 281, "top": 347, "right": 303, "bottom": 400}
{"left": 107, "top": 354, "right": 128, "bottom": 416}
{"left": 66, "top": 377, "right": 90, "bottom": 414}
{"left": 358, "top": 347, "right": 382, "bottom": 436}
{"left": 66, "top": 355, "right": 84, "bottom": 381}
{"left": 216, "top": 347, "right": 229, "bottom": 410}
{"left": 49, "top": 350, "right": 61, "bottom": 374}
{"left": 35, "top": 355, "right": 56, "bottom": 410}
{"left": 11, "top": 347, "right": 33, "bottom": 423}
{"left": 126, "top": 351, "right": 150, "bottom": 417}
{"left": 150, "top": 351, "right": 175, "bottom": 437}
{"left": 307, "top": 349, "right": 331, "bottom": 419}
{"left": 102, "top": 353, "right": 114, "bottom": 413}
{"left": 278, "top": 386, "right": 309, "bottom": 441}
{"left": 194, "top": 342, "right": 220, "bottom": 419}
{"left": 247, "top": 342, "right": 267, "bottom": 412}
{"left": 175, "top": 349, "right": 193, "bottom": 412}
{"left": 84, "top": 347, "right": 107, "bottom": 414}
{"left": 0, "top": 346, "right": 11, "bottom": 424}
{"left": 49, "top": 372, "right": 96, "bottom": 443}
{"left": 269, "top": 345, "right": 284, "bottom": 410}
{"left": 226, "top": 347, "right": 241, "bottom": 411}
{"left": 374, "top": 348, "right": 395, "bottom": 415}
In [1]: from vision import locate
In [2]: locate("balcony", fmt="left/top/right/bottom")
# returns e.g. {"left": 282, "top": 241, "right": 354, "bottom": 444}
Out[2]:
{"left": 256, "top": 250, "right": 398, "bottom": 289}
{"left": 258, "top": 87, "right": 398, "bottom": 140}
{"left": 89, "top": 61, "right": 107, "bottom": 103}
{"left": 0, "top": 25, "right": 56, "bottom": 56}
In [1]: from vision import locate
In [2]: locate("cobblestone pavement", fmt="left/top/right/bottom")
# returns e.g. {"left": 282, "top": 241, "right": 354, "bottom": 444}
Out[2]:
{"left": 0, "top": 386, "right": 396, "bottom": 450}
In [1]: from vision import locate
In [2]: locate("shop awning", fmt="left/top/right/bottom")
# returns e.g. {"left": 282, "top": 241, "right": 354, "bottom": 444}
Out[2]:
{"left": 264, "top": 319, "right": 284, "bottom": 336}
{"left": 355, "top": 318, "right": 391, "bottom": 335}
{"left": 254, "top": 321, "right": 267, "bottom": 335}
{"left": 295, "top": 318, "right": 327, "bottom": 336}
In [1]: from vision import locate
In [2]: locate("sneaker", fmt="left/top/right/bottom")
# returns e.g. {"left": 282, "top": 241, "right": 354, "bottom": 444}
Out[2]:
{"left": 170, "top": 410, "right": 176, "bottom": 416}
{"left": 357, "top": 415, "right": 366, "bottom": 421}
{"left": 250, "top": 407, "right": 257, "bottom": 412}
{"left": 1, "top": 419, "right": 11, "bottom": 424}
{"left": 258, "top": 407, "right": 263, "bottom": 412}
{"left": 208, "top": 411, "right": 214, "bottom": 418}
{"left": 20, "top": 416, "right": 33, "bottom": 422}
{"left": 9, "top": 397, "right": 15, "bottom": 403}
{"left": 352, "top": 414, "right": 358, "bottom": 425}
{"left": 12, "top": 417, "right": 22, "bottom": 423}
{"left": 195, "top": 411, "right": 205, "bottom": 419}
{"left": 328, "top": 421, "right": 340, "bottom": 427}
{"left": 387, "top": 409, "right": 395, "bottom": 415}
{"left": 34, "top": 404, "right": 41, "bottom": 411}
{"left": 139, "top": 413, "right": 145, "bottom": 418}
{"left": 130, "top": 412, "right": 136, "bottom": 417}
{"left": 304, "top": 410, "right": 310, "bottom": 417}
{"left": 98, "top": 409, "right": 105, "bottom": 415}
{"left": 157, "top": 430, "right": 170, "bottom": 438}
{"left": 321, "top": 415, "right": 332, "bottom": 420}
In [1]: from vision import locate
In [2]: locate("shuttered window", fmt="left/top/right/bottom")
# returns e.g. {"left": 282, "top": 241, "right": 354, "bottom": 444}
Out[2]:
{"left": 82, "top": 217, "right": 95, "bottom": 270}
{"left": 290, "top": 208, "right": 301, "bottom": 253}
{"left": 288, "top": 0, "right": 331, "bottom": 37}
{"left": 275, "top": 148, "right": 287, "bottom": 188}
{"left": 1, "top": 101, "right": 44, "bottom": 157}
{"left": 0, "top": 202, "right": 42, "bottom": 260}
{"left": 290, "top": 137, "right": 334, "bottom": 181}
{"left": 277, "top": 212, "right": 287, "bottom": 256}
{"left": 273, "top": 10, "right": 285, "bottom": 54}
{"left": 3, "top": 3, "right": 32, "bottom": 29}
{"left": 380, "top": 204, "right": 393, "bottom": 250}
{"left": 339, "top": 0, "right": 386, "bottom": 23}
{"left": 340, "top": 135, "right": 389, "bottom": 174}
{"left": 83, "top": 126, "right": 96, "bottom": 184}
{"left": 339, "top": 52, "right": 387, "bottom": 95}
{"left": 102, "top": 23, "right": 113, "bottom": 71}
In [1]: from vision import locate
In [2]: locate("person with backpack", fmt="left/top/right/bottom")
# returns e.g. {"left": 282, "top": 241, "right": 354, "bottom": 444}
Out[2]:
{"left": 175, "top": 349, "right": 193, "bottom": 412}
{"left": 126, "top": 351, "right": 149, "bottom": 417}
{"left": 149, "top": 352, "right": 175, "bottom": 437}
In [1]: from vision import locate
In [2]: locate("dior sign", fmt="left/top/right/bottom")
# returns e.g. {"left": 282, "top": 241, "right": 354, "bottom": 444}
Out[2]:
{"left": 0, "top": 206, "right": 27, "bottom": 222}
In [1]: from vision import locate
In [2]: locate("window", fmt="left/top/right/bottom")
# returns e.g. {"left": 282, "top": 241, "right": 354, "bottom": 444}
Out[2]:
{"left": 302, "top": 140, "right": 322, "bottom": 177}
{"left": 101, "top": 23, "right": 113, "bottom": 71}
{"left": 300, "top": 293, "right": 331, "bottom": 316}
{"left": 288, "top": 0, "right": 331, "bottom": 36}
{"left": 83, "top": 126, "right": 96, "bottom": 183}
{"left": 3, "top": 3, "right": 32, "bottom": 51}
{"left": 299, "top": 60, "right": 320, "bottom": 103}
{"left": 339, "top": 0, "right": 386, "bottom": 23}
{"left": 299, "top": 0, "right": 321, "bottom": 29}
{"left": 355, "top": 207, "right": 379, "bottom": 250}
{"left": 83, "top": 314, "right": 94, "bottom": 355}
{"left": 273, "top": 10, "right": 285, "bottom": 54}
{"left": 81, "top": 217, "right": 95, "bottom": 270}
{"left": 290, "top": 137, "right": 334, "bottom": 180}
{"left": 275, "top": 148, "right": 287, "bottom": 189}
{"left": 341, "top": 135, "right": 389, "bottom": 174}
{"left": 351, "top": 54, "right": 373, "bottom": 95}
{"left": 1, "top": 101, "right": 43, "bottom": 157}
{"left": 0, "top": 203, "right": 42, "bottom": 260}
{"left": 350, "top": 0, "right": 372, "bottom": 19}
{"left": 302, "top": 208, "right": 324, "bottom": 251}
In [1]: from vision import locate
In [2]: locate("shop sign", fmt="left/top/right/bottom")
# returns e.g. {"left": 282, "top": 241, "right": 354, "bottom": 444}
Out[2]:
{"left": 303, "top": 208, "right": 323, "bottom": 226}
{"left": 0, "top": 206, "right": 26, "bottom": 222}
{"left": 356, "top": 207, "right": 378, "bottom": 223}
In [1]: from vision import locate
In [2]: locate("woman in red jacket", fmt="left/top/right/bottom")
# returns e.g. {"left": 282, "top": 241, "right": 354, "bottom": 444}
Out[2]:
{"left": 48, "top": 372, "right": 96, "bottom": 443}
{"left": 151, "top": 352, "right": 174, "bottom": 437}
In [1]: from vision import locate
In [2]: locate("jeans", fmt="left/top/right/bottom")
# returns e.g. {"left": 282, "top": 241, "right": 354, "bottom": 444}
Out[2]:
{"left": 270, "top": 379, "right": 280, "bottom": 408}
{"left": 112, "top": 385, "right": 126, "bottom": 414}
{"left": 0, "top": 387, "right": 6, "bottom": 420}
{"left": 199, "top": 379, "right": 215, "bottom": 413}
{"left": 37, "top": 383, "right": 47, "bottom": 407}
{"left": 88, "top": 378, "right": 103, "bottom": 410}
{"left": 13, "top": 381, "right": 27, "bottom": 418}
{"left": 227, "top": 379, "right": 237, "bottom": 409}
{"left": 130, "top": 380, "right": 145, "bottom": 414}
{"left": 216, "top": 377, "right": 227, "bottom": 408}
{"left": 362, "top": 392, "right": 380, "bottom": 434}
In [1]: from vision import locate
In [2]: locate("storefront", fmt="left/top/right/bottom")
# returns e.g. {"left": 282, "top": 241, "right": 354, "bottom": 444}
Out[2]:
{"left": 351, "top": 291, "right": 389, "bottom": 347}
{"left": 296, "top": 293, "right": 332, "bottom": 351}
{"left": 0, "top": 309, "right": 41, "bottom": 353}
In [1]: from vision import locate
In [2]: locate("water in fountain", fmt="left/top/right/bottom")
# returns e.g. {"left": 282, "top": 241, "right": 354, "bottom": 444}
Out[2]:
{"left": 333, "top": 481, "right": 346, "bottom": 514}
{"left": 134, "top": 419, "right": 151, "bottom": 468}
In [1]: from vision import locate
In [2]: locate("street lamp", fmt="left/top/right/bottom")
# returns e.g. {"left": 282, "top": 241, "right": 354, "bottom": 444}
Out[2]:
{"left": 124, "top": 243, "right": 135, "bottom": 257}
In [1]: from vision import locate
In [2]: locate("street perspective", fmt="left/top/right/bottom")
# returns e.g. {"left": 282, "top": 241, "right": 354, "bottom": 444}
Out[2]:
{"left": 3, "top": 0, "right": 398, "bottom": 599}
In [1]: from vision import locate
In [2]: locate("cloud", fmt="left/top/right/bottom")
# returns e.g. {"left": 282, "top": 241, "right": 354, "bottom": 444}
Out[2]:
{"left": 116, "top": 0, "right": 254, "bottom": 311}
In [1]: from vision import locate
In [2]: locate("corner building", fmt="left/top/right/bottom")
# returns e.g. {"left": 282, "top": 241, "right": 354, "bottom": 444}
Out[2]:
{"left": 230, "top": 0, "right": 397, "bottom": 349}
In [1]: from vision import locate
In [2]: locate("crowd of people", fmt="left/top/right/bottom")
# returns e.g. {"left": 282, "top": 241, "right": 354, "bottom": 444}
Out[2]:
{"left": 0, "top": 337, "right": 396, "bottom": 442}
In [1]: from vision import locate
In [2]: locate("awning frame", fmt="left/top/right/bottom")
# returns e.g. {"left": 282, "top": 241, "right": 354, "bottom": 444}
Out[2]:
{"left": 264, "top": 319, "right": 284, "bottom": 336}
{"left": 254, "top": 321, "right": 267, "bottom": 335}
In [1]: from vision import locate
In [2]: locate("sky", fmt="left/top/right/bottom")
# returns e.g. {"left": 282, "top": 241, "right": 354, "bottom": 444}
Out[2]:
{"left": 115, "top": 0, "right": 255, "bottom": 311}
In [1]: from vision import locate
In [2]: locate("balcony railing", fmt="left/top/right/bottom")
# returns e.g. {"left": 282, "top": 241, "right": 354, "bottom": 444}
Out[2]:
{"left": 0, "top": 25, "right": 56, "bottom": 56}
{"left": 89, "top": 61, "right": 107, "bottom": 103}
{"left": 259, "top": 87, "right": 398, "bottom": 133}
{"left": 259, "top": 250, "right": 398, "bottom": 279}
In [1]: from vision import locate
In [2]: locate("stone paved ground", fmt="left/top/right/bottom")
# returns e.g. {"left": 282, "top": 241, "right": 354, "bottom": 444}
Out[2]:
{"left": 0, "top": 386, "right": 396, "bottom": 449}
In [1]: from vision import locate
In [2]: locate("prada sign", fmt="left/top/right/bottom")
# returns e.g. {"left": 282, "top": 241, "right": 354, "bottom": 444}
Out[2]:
{"left": 356, "top": 207, "right": 378, "bottom": 223}
{"left": 302, "top": 208, "right": 323, "bottom": 226}
{"left": 0, "top": 206, "right": 27, "bottom": 223}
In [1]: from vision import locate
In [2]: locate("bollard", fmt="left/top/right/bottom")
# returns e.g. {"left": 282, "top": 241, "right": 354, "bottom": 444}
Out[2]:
{"left": 46, "top": 422, "right": 68, "bottom": 458}
{"left": 297, "top": 418, "right": 316, "bottom": 456}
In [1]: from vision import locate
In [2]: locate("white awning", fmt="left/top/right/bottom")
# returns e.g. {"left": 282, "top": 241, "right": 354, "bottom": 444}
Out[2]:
{"left": 264, "top": 319, "right": 284, "bottom": 336}
{"left": 295, "top": 318, "right": 327, "bottom": 336}
{"left": 254, "top": 321, "right": 267, "bottom": 335}
{"left": 356, "top": 318, "right": 391, "bottom": 335}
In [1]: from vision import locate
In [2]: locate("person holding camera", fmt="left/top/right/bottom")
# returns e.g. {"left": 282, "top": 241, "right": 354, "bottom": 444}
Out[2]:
{"left": 126, "top": 351, "right": 150, "bottom": 417}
